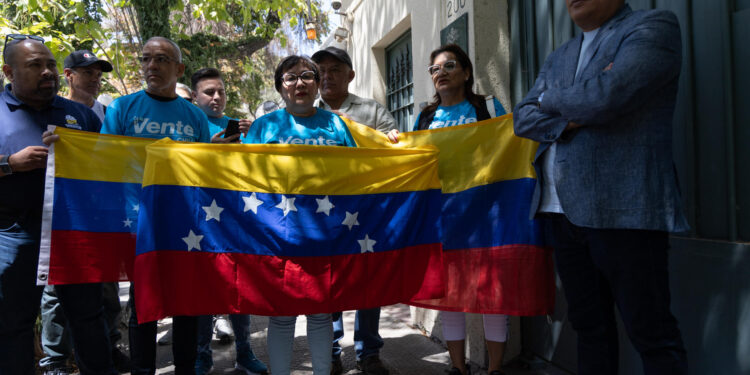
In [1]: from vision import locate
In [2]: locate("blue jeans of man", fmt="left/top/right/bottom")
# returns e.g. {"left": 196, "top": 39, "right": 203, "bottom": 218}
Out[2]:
{"left": 40, "top": 282, "right": 123, "bottom": 368}
{"left": 128, "top": 284, "right": 197, "bottom": 375}
{"left": 545, "top": 214, "right": 687, "bottom": 375}
{"left": 0, "top": 217, "right": 116, "bottom": 375}
{"left": 196, "top": 314, "right": 251, "bottom": 361}
{"left": 331, "top": 308, "right": 383, "bottom": 361}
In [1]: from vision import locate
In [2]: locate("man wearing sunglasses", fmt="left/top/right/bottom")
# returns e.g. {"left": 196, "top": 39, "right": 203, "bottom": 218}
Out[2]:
{"left": 311, "top": 46, "right": 396, "bottom": 375}
{"left": 0, "top": 35, "right": 117, "bottom": 375}
{"left": 100, "top": 36, "right": 210, "bottom": 375}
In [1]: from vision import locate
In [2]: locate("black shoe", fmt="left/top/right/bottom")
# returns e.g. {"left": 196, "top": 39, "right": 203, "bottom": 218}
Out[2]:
{"left": 356, "top": 355, "right": 389, "bottom": 375}
{"left": 112, "top": 347, "right": 132, "bottom": 373}
{"left": 331, "top": 357, "right": 344, "bottom": 375}
{"left": 447, "top": 364, "right": 471, "bottom": 375}
{"left": 489, "top": 371, "right": 505, "bottom": 375}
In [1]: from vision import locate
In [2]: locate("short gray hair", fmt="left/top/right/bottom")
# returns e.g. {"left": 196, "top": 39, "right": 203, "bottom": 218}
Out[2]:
{"left": 144, "top": 36, "right": 182, "bottom": 63}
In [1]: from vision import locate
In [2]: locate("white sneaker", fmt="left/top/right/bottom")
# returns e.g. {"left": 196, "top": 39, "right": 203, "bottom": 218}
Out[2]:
{"left": 213, "top": 315, "right": 234, "bottom": 344}
{"left": 157, "top": 327, "right": 172, "bottom": 345}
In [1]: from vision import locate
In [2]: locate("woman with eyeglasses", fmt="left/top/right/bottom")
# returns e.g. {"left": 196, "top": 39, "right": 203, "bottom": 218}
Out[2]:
{"left": 387, "top": 44, "right": 508, "bottom": 375}
{"left": 243, "top": 55, "right": 355, "bottom": 375}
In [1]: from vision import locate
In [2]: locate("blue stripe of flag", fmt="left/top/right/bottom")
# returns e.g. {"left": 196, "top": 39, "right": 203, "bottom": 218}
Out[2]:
{"left": 135, "top": 185, "right": 443, "bottom": 257}
{"left": 52, "top": 178, "right": 141, "bottom": 233}
{"left": 441, "top": 178, "right": 544, "bottom": 250}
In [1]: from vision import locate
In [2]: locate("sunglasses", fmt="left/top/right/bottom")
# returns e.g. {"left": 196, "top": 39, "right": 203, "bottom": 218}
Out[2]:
{"left": 4, "top": 34, "right": 45, "bottom": 51}
{"left": 427, "top": 60, "right": 458, "bottom": 76}
{"left": 3, "top": 34, "right": 45, "bottom": 63}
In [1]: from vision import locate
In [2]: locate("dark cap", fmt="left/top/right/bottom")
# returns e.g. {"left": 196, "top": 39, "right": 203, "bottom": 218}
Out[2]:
{"left": 64, "top": 50, "right": 113, "bottom": 72}
{"left": 311, "top": 46, "right": 352, "bottom": 69}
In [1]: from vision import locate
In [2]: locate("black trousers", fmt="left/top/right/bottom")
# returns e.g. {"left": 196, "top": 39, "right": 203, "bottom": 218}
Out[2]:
{"left": 545, "top": 214, "right": 687, "bottom": 375}
{"left": 128, "top": 284, "right": 197, "bottom": 375}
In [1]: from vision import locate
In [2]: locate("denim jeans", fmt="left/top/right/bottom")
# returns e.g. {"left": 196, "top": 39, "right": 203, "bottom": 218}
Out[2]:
{"left": 128, "top": 284, "right": 197, "bottom": 375}
{"left": 332, "top": 308, "right": 383, "bottom": 361}
{"left": 40, "top": 282, "right": 123, "bottom": 368}
{"left": 0, "top": 218, "right": 115, "bottom": 375}
{"left": 267, "top": 314, "right": 332, "bottom": 375}
{"left": 546, "top": 214, "right": 687, "bottom": 375}
{"left": 196, "top": 314, "right": 251, "bottom": 360}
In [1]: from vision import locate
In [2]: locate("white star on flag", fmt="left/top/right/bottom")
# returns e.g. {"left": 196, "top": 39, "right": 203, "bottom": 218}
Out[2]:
{"left": 132, "top": 204, "right": 139, "bottom": 212}
{"left": 202, "top": 199, "right": 224, "bottom": 222}
{"left": 358, "top": 234, "right": 376, "bottom": 253}
{"left": 182, "top": 230, "right": 203, "bottom": 251}
{"left": 275, "top": 195, "right": 297, "bottom": 217}
{"left": 315, "top": 196, "right": 335, "bottom": 216}
{"left": 123, "top": 218, "right": 133, "bottom": 228}
{"left": 242, "top": 192, "right": 264, "bottom": 214}
{"left": 342, "top": 211, "right": 360, "bottom": 230}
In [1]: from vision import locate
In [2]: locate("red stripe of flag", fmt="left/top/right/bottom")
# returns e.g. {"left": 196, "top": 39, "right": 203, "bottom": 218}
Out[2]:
{"left": 133, "top": 243, "right": 444, "bottom": 323}
{"left": 410, "top": 245, "right": 555, "bottom": 316}
{"left": 48, "top": 230, "right": 135, "bottom": 284}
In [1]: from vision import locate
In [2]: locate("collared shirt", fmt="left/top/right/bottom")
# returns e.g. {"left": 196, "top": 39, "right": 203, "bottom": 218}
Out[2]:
{"left": 318, "top": 93, "right": 397, "bottom": 133}
{"left": 0, "top": 84, "right": 102, "bottom": 219}
{"left": 539, "top": 28, "right": 600, "bottom": 214}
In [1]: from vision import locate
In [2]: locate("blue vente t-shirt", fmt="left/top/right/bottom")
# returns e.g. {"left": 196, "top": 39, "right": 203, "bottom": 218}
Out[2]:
{"left": 207, "top": 115, "right": 233, "bottom": 138}
{"left": 243, "top": 109, "right": 356, "bottom": 147}
{"left": 101, "top": 90, "right": 210, "bottom": 142}
{"left": 413, "top": 98, "right": 505, "bottom": 131}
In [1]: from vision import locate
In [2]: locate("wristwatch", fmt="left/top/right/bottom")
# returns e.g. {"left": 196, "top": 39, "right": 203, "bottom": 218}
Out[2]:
{"left": 0, "top": 155, "right": 12, "bottom": 175}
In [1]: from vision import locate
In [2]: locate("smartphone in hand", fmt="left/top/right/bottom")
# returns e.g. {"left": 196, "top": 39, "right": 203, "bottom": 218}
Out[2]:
{"left": 224, "top": 119, "right": 240, "bottom": 138}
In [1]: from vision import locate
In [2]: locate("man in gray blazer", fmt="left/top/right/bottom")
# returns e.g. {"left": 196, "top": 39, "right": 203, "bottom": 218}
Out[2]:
{"left": 514, "top": 1, "right": 688, "bottom": 374}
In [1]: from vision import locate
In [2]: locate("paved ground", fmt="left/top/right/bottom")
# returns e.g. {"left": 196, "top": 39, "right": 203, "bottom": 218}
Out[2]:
{"left": 139, "top": 304, "right": 570, "bottom": 375}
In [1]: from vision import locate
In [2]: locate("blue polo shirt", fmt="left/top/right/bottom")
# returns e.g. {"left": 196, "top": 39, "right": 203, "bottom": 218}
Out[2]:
{"left": 0, "top": 84, "right": 102, "bottom": 220}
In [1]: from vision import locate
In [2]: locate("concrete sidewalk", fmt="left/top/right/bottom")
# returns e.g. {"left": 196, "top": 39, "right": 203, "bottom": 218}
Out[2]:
{"left": 142, "top": 304, "right": 569, "bottom": 375}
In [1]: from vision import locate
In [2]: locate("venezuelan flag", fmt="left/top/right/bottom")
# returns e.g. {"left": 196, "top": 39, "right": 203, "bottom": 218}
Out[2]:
{"left": 38, "top": 126, "right": 154, "bottom": 285}
{"left": 347, "top": 114, "right": 554, "bottom": 315}
{"left": 134, "top": 139, "right": 445, "bottom": 322}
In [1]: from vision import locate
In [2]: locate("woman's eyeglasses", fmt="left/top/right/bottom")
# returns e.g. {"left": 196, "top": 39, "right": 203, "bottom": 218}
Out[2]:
{"left": 282, "top": 71, "right": 316, "bottom": 86}
{"left": 427, "top": 60, "right": 458, "bottom": 76}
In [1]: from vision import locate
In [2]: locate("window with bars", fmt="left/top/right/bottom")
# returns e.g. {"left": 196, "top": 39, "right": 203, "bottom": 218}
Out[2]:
{"left": 386, "top": 31, "right": 414, "bottom": 132}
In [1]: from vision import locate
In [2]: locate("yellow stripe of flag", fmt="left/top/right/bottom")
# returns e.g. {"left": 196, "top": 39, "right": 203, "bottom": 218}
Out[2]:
{"left": 52, "top": 127, "right": 155, "bottom": 184}
{"left": 344, "top": 114, "right": 538, "bottom": 194}
{"left": 142, "top": 139, "right": 441, "bottom": 195}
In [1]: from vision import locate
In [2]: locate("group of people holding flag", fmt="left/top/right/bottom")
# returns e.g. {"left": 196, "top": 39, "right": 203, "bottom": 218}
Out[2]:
{"left": 1, "top": 1, "right": 690, "bottom": 375}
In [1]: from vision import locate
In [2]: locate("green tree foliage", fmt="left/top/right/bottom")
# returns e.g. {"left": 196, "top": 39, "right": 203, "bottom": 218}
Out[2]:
{"left": 1, "top": 0, "right": 327, "bottom": 115}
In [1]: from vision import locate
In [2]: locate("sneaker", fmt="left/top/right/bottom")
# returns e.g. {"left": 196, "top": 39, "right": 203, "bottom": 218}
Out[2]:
{"left": 331, "top": 357, "right": 344, "bottom": 375}
{"left": 111, "top": 347, "right": 132, "bottom": 373}
{"left": 489, "top": 371, "right": 506, "bottom": 375}
{"left": 214, "top": 315, "right": 234, "bottom": 344}
{"left": 157, "top": 326, "right": 172, "bottom": 345}
{"left": 235, "top": 350, "right": 269, "bottom": 374}
{"left": 195, "top": 353, "right": 214, "bottom": 375}
{"left": 42, "top": 367, "right": 73, "bottom": 375}
{"left": 356, "top": 355, "right": 389, "bottom": 375}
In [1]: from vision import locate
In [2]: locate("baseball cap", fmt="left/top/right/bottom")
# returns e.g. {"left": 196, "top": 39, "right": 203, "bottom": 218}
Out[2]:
{"left": 311, "top": 46, "right": 352, "bottom": 69}
{"left": 64, "top": 50, "right": 113, "bottom": 72}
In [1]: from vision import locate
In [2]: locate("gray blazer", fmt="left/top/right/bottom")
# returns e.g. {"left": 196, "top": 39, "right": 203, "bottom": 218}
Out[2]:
{"left": 513, "top": 5, "right": 689, "bottom": 233}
